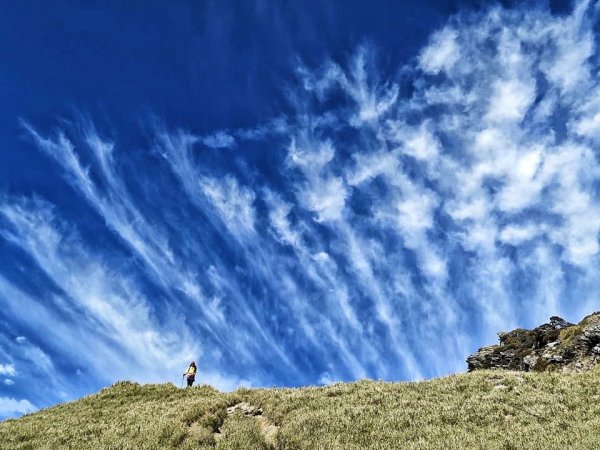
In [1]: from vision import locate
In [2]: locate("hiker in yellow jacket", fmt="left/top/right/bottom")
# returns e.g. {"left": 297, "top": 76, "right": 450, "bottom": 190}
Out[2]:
{"left": 183, "top": 361, "right": 197, "bottom": 387}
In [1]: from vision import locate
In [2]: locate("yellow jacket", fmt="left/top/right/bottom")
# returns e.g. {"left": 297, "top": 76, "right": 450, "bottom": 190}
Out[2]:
{"left": 185, "top": 364, "right": 197, "bottom": 376}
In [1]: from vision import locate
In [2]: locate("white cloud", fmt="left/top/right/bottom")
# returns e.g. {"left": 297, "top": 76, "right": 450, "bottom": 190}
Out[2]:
{"left": 4, "top": 379, "right": 14, "bottom": 386}
{"left": 499, "top": 224, "right": 540, "bottom": 246}
{"left": 419, "top": 28, "right": 460, "bottom": 75}
{"left": 0, "top": 363, "right": 16, "bottom": 377}
{"left": 202, "top": 131, "right": 236, "bottom": 149}
{"left": 199, "top": 175, "right": 257, "bottom": 237}
{"left": 299, "top": 176, "right": 348, "bottom": 222}
{"left": 540, "top": 0, "right": 594, "bottom": 94}
{"left": 486, "top": 77, "right": 536, "bottom": 123}
{"left": 286, "top": 135, "right": 349, "bottom": 222}
{"left": 573, "top": 111, "right": 600, "bottom": 139}
{"left": 318, "top": 372, "right": 341, "bottom": 385}
{"left": 0, "top": 397, "right": 36, "bottom": 416}
{"left": 393, "top": 188, "right": 438, "bottom": 239}
{"left": 346, "top": 150, "right": 399, "bottom": 186}
{"left": 402, "top": 124, "right": 441, "bottom": 161}
{"left": 264, "top": 191, "right": 302, "bottom": 247}
{"left": 287, "top": 138, "right": 335, "bottom": 175}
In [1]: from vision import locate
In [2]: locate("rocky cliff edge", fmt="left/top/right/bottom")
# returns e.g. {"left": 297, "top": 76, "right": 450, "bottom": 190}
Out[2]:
{"left": 467, "top": 312, "right": 600, "bottom": 373}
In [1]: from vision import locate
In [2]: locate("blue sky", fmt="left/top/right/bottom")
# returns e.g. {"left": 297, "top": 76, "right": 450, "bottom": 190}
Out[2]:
{"left": 1, "top": 0, "right": 599, "bottom": 419}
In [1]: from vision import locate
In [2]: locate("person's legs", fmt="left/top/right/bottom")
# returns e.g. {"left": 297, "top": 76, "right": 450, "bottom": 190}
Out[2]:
{"left": 187, "top": 376, "right": 194, "bottom": 387}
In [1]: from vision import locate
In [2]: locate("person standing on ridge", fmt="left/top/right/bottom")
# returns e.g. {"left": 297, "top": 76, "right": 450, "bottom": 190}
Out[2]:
{"left": 183, "top": 361, "right": 197, "bottom": 387}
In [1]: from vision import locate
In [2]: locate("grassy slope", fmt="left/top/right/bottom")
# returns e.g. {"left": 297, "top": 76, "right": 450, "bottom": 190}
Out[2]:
{"left": 1, "top": 368, "right": 600, "bottom": 450}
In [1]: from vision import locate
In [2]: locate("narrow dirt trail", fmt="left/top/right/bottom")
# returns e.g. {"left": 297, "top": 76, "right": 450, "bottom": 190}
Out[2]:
{"left": 214, "top": 402, "right": 279, "bottom": 447}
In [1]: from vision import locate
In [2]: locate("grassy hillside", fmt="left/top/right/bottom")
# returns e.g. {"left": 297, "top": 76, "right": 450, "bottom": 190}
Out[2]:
{"left": 1, "top": 368, "right": 600, "bottom": 449}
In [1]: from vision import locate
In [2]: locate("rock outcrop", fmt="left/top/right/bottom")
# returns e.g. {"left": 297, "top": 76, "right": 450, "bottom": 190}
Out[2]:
{"left": 215, "top": 402, "right": 279, "bottom": 446}
{"left": 467, "top": 312, "right": 600, "bottom": 373}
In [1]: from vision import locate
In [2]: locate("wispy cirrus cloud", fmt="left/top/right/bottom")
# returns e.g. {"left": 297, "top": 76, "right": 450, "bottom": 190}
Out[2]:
{"left": 0, "top": 198, "right": 197, "bottom": 379}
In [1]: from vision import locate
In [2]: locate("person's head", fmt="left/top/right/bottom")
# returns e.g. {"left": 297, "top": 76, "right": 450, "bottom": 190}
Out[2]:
{"left": 190, "top": 361, "right": 196, "bottom": 366}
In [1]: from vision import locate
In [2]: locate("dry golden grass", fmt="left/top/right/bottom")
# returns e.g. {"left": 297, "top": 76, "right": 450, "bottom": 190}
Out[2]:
{"left": 1, "top": 368, "right": 600, "bottom": 449}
